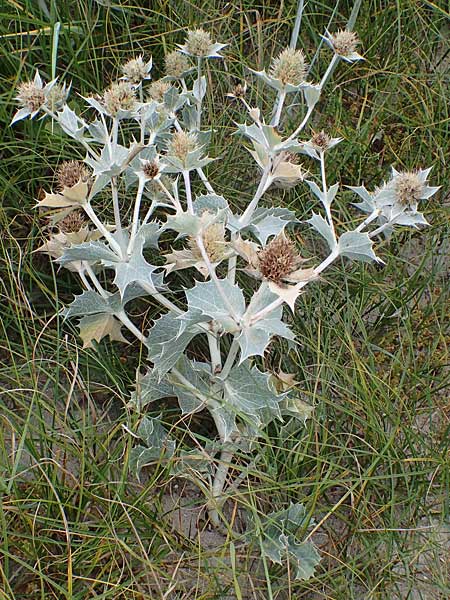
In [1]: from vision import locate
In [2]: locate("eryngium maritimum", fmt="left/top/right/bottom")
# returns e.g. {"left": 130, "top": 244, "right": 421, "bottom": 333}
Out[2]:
{"left": 122, "top": 56, "right": 152, "bottom": 84}
{"left": 270, "top": 48, "right": 307, "bottom": 87}
{"left": 167, "top": 131, "right": 199, "bottom": 161}
{"left": 56, "top": 161, "right": 90, "bottom": 190}
{"left": 103, "top": 82, "right": 136, "bottom": 116}
{"left": 164, "top": 51, "right": 190, "bottom": 78}
{"left": 258, "top": 234, "right": 300, "bottom": 282}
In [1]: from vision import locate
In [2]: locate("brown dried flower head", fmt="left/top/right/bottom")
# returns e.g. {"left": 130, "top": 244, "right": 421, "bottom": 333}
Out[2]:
{"left": 142, "top": 160, "right": 160, "bottom": 179}
{"left": 56, "top": 160, "right": 90, "bottom": 190}
{"left": 167, "top": 131, "right": 199, "bottom": 161}
{"left": 270, "top": 48, "right": 307, "bottom": 86}
{"left": 103, "top": 82, "right": 136, "bottom": 116}
{"left": 122, "top": 56, "right": 148, "bottom": 84}
{"left": 16, "top": 81, "right": 45, "bottom": 112}
{"left": 185, "top": 29, "right": 213, "bottom": 57}
{"left": 232, "top": 82, "right": 247, "bottom": 98}
{"left": 164, "top": 51, "right": 190, "bottom": 78}
{"left": 394, "top": 172, "right": 424, "bottom": 206}
{"left": 148, "top": 80, "right": 171, "bottom": 102}
{"left": 330, "top": 29, "right": 359, "bottom": 57}
{"left": 310, "top": 130, "right": 331, "bottom": 152}
{"left": 58, "top": 210, "right": 86, "bottom": 233}
{"left": 189, "top": 222, "right": 227, "bottom": 263}
{"left": 258, "top": 234, "right": 299, "bottom": 282}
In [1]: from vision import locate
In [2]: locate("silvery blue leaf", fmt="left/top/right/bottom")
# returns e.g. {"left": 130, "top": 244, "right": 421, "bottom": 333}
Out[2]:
{"left": 63, "top": 290, "right": 115, "bottom": 319}
{"left": 394, "top": 212, "right": 429, "bottom": 227}
{"left": 302, "top": 83, "right": 321, "bottom": 109}
{"left": 338, "top": 231, "right": 380, "bottom": 262}
{"left": 147, "top": 311, "right": 199, "bottom": 377}
{"left": 250, "top": 207, "right": 297, "bottom": 244}
{"left": 57, "top": 241, "right": 120, "bottom": 265}
{"left": 169, "top": 355, "right": 213, "bottom": 414}
{"left": 186, "top": 279, "right": 245, "bottom": 333}
{"left": 85, "top": 143, "right": 129, "bottom": 177}
{"left": 255, "top": 503, "right": 320, "bottom": 580}
{"left": 307, "top": 213, "right": 337, "bottom": 250}
{"left": 136, "top": 222, "right": 161, "bottom": 249}
{"left": 111, "top": 248, "right": 161, "bottom": 298}
{"left": 193, "top": 194, "right": 230, "bottom": 217}
{"left": 130, "top": 416, "right": 176, "bottom": 477}
{"left": 129, "top": 367, "right": 174, "bottom": 409}
{"left": 87, "top": 118, "right": 109, "bottom": 143}
{"left": 57, "top": 105, "right": 85, "bottom": 139}
{"left": 181, "top": 104, "right": 198, "bottom": 131}
{"left": 11, "top": 106, "right": 32, "bottom": 125}
{"left": 193, "top": 75, "right": 207, "bottom": 103}
{"left": 347, "top": 185, "right": 376, "bottom": 213}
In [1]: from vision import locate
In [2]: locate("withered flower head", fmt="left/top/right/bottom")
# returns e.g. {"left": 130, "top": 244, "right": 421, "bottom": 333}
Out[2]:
{"left": 16, "top": 81, "right": 45, "bottom": 112}
{"left": 258, "top": 234, "right": 300, "bottom": 282}
{"left": 167, "top": 131, "right": 199, "bottom": 161}
{"left": 189, "top": 222, "right": 227, "bottom": 263}
{"left": 269, "top": 48, "right": 307, "bottom": 87}
{"left": 394, "top": 171, "right": 424, "bottom": 207}
{"left": 122, "top": 56, "right": 149, "bottom": 84}
{"left": 185, "top": 29, "right": 214, "bottom": 57}
{"left": 142, "top": 160, "right": 160, "bottom": 179}
{"left": 231, "top": 82, "right": 247, "bottom": 98}
{"left": 58, "top": 210, "right": 86, "bottom": 233}
{"left": 103, "top": 81, "right": 136, "bottom": 116}
{"left": 56, "top": 160, "right": 90, "bottom": 190}
{"left": 330, "top": 29, "right": 359, "bottom": 57}
{"left": 46, "top": 83, "right": 68, "bottom": 110}
{"left": 148, "top": 80, "right": 171, "bottom": 102}
{"left": 310, "top": 130, "right": 331, "bottom": 152}
{"left": 164, "top": 51, "right": 190, "bottom": 78}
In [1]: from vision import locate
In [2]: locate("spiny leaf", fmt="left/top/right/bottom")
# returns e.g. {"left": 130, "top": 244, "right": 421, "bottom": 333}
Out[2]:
{"left": 78, "top": 313, "right": 127, "bottom": 348}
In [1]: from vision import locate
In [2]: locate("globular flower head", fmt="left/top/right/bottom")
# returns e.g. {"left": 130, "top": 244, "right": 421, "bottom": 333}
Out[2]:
{"left": 189, "top": 221, "right": 228, "bottom": 263}
{"left": 394, "top": 171, "right": 424, "bottom": 206}
{"left": 184, "top": 29, "right": 213, "bottom": 56}
{"left": 141, "top": 159, "right": 160, "bottom": 180}
{"left": 323, "top": 29, "right": 363, "bottom": 62}
{"left": 226, "top": 81, "right": 247, "bottom": 100}
{"left": 56, "top": 160, "right": 90, "bottom": 190}
{"left": 147, "top": 80, "right": 172, "bottom": 103}
{"left": 102, "top": 81, "right": 137, "bottom": 117}
{"left": 16, "top": 80, "right": 45, "bottom": 112}
{"left": 12, "top": 71, "right": 62, "bottom": 125}
{"left": 164, "top": 51, "right": 191, "bottom": 78}
{"left": 178, "top": 28, "right": 226, "bottom": 59}
{"left": 310, "top": 130, "right": 331, "bottom": 152}
{"left": 121, "top": 55, "right": 152, "bottom": 84}
{"left": 58, "top": 210, "right": 86, "bottom": 233}
{"left": 269, "top": 48, "right": 307, "bottom": 87}
{"left": 46, "top": 82, "right": 70, "bottom": 111}
{"left": 167, "top": 130, "right": 199, "bottom": 162}
{"left": 258, "top": 234, "right": 300, "bottom": 283}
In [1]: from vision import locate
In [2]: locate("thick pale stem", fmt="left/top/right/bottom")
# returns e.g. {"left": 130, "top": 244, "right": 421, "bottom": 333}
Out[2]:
{"left": 208, "top": 449, "right": 234, "bottom": 528}
{"left": 140, "top": 282, "right": 183, "bottom": 315}
{"left": 127, "top": 176, "right": 145, "bottom": 255}
{"left": 218, "top": 338, "right": 240, "bottom": 380}
{"left": 271, "top": 90, "right": 286, "bottom": 127}
{"left": 320, "top": 54, "right": 339, "bottom": 90}
{"left": 320, "top": 152, "right": 337, "bottom": 243}
{"left": 183, "top": 170, "right": 194, "bottom": 214}
{"left": 83, "top": 202, "right": 123, "bottom": 257}
{"left": 290, "top": 0, "right": 305, "bottom": 48}
{"left": 286, "top": 104, "right": 314, "bottom": 142}
{"left": 117, "top": 310, "right": 147, "bottom": 344}
{"left": 196, "top": 57, "right": 202, "bottom": 129}
{"left": 238, "top": 164, "right": 272, "bottom": 227}
{"left": 158, "top": 178, "right": 182, "bottom": 212}
{"left": 84, "top": 263, "right": 108, "bottom": 298}
{"left": 356, "top": 209, "right": 381, "bottom": 232}
{"left": 111, "top": 177, "right": 126, "bottom": 253}
{"left": 207, "top": 331, "right": 222, "bottom": 373}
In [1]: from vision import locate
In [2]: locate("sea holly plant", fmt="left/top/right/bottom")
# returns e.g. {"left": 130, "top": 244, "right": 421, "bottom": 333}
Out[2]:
{"left": 13, "top": 25, "right": 439, "bottom": 581}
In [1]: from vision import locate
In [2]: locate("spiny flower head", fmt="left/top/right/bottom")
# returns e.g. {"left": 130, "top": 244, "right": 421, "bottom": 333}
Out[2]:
{"left": 258, "top": 234, "right": 300, "bottom": 282}
{"left": 46, "top": 83, "right": 69, "bottom": 110}
{"left": 164, "top": 51, "right": 190, "bottom": 78}
{"left": 226, "top": 81, "right": 247, "bottom": 100}
{"left": 142, "top": 159, "right": 160, "bottom": 180}
{"left": 102, "top": 81, "right": 136, "bottom": 116}
{"left": 310, "top": 130, "right": 331, "bottom": 152}
{"left": 393, "top": 171, "right": 425, "bottom": 207}
{"left": 189, "top": 221, "right": 227, "bottom": 263}
{"left": 167, "top": 131, "right": 199, "bottom": 161}
{"left": 330, "top": 29, "right": 359, "bottom": 56}
{"left": 184, "top": 29, "right": 214, "bottom": 57}
{"left": 56, "top": 160, "right": 90, "bottom": 190}
{"left": 16, "top": 81, "right": 45, "bottom": 112}
{"left": 148, "top": 80, "right": 172, "bottom": 102}
{"left": 58, "top": 210, "right": 86, "bottom": 233}
{"left": 121, "top": 55, "right": 152, "bottom": 84}
{"left": 269, "top": 48, "right": 307, "bottom": 87}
